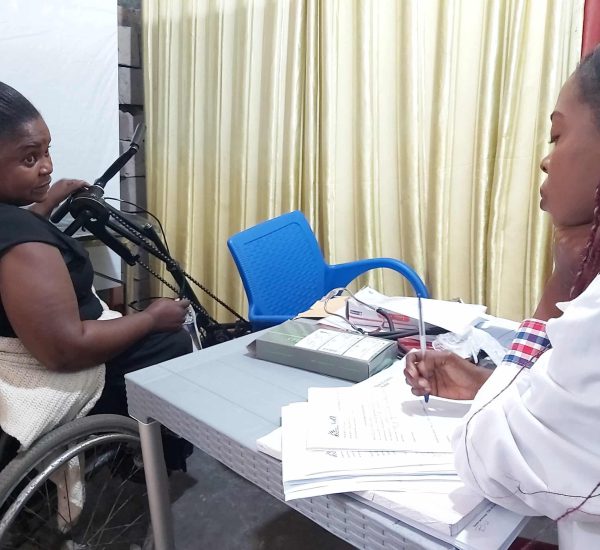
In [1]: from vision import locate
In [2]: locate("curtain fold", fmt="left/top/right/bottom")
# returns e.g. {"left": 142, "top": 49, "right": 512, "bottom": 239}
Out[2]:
{"left": 142, "top": 0, "right": 583, "bottom": 322}
{"left": 582, "top": 0, "right": 600, "bottom": 56}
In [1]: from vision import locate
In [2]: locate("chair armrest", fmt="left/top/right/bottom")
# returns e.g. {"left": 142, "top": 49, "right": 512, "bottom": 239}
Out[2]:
{"left": 249, "top": 313, "right": 295, "bottom": 331}
{"left": 327, "top": 258, "right": 429, "bottom": 298}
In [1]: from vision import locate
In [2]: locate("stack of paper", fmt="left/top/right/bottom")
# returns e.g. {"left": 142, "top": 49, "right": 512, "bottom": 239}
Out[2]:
{"left": 273, "top": 360, "right": 492, "bottom": 536}
{"left": 257, "top": 422, "right": 526, "bottom": 545}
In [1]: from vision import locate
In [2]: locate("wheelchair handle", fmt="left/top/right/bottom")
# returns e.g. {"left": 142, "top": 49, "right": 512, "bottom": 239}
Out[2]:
{"left": 50, "top": 123, "right": 146, "bottom": 225}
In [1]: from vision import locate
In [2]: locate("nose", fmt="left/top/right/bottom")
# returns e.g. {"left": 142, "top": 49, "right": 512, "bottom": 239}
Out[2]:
{"left": 540, "top": 153, "right": 549, "bottom": 174}
{"left": 40, "top": 155, "right": 53, "bottom": 175}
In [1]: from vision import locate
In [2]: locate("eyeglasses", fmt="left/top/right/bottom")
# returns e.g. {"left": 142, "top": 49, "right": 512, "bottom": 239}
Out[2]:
{"left": 322, "top": 287, "right": 397, "bottom": 335}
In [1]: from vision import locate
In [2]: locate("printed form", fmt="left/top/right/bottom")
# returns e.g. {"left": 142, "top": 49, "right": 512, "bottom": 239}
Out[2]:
{"left": 305, "top": 363, "right": 471, "bottom": 453}
{"left": 281, "top": 402, "right": 456, "bottom": 501}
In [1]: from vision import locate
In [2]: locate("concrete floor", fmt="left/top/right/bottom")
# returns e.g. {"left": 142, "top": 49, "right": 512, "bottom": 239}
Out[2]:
{"left": 168, "top": 449, "right": 353, "bottom": 550}
{"left": 166, "top": 450, "right": 559, "bottom": 550}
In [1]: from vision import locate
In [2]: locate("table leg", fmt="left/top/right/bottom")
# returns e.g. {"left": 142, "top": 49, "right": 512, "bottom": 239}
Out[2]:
{"left": 138, "top": 419, "right": 175, "bottom": 550}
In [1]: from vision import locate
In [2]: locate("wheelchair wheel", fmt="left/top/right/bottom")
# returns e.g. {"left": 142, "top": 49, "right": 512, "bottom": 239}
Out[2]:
{"left": 0, "top": 414, "right": 151, "bottom": 550}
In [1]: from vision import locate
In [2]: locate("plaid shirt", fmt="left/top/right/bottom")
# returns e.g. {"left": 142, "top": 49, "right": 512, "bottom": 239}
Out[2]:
{"left": 501, "top": 319, "right": 551, "bottom": 368}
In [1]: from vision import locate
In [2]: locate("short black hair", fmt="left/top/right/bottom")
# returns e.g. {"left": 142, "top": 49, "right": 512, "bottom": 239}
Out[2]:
{"left": 0, "top": 81, "right": 41, "bottom": 141}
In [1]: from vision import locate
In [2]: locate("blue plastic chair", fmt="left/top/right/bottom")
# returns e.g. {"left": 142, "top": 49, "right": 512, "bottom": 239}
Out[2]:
{"left": 227, "top": 210, "right": 429, "bottom": 331}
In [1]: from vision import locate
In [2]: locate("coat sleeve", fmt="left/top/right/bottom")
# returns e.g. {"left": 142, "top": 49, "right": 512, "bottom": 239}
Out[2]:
{"left": 452, "top": 275, "right": 600, "bottom": 521}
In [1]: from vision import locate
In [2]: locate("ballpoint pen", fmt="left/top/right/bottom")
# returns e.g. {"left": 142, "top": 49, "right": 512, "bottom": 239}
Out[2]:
{"left": 417, "top": 295, "right": 429, "bottom": 404}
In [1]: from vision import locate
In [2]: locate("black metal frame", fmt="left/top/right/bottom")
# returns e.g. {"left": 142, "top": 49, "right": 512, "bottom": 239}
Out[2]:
{"left": 50, "top": 125, "right": 251, "bottom": 347}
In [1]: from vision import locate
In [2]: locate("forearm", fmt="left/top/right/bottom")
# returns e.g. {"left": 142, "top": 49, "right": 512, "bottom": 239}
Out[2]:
{"left": 452, "top": 393, "right": 548, "bottom": 517}
{"left": 37, "top": 312, "right": 155, "bottom": 371}
{"left": 453, "top": 359, "right": 600, "bottom": 521}
{"left": 1, "top": 243, "right": 187, "bottom": 371}
{"left": 452, "top": 366, "right": 554, "bottom": 517}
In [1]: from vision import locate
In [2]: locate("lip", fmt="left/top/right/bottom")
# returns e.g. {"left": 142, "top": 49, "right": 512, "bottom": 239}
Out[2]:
{"left": 36, "top": 179, "right": 51, "bottom": 189}
{"left": 539, "top": 190, "right": 547, "bottom": 210}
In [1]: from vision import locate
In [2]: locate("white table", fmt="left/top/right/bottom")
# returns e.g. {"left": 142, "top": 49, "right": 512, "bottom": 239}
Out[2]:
{"left": 125, "top": 331, "right": 525, "bottom": 550}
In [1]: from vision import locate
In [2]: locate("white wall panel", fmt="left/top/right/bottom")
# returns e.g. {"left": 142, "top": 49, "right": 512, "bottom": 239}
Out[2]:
{"left": 0, "top": 0, "right": 120, "bottom": 287}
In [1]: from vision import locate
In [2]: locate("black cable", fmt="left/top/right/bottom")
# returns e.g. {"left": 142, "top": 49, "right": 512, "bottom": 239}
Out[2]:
{"left": 104, "top": 197, "right": 170, "bottom": 254}
{"left": 108, "top": 207, "right": 247, "bottom": 324}
{"left": 59, "top": 191, "right": 251, "bottom": 343}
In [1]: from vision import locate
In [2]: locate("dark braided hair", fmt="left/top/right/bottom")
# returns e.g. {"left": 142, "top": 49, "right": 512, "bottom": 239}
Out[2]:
{"left": 0, "top": 81, "right": 41, "bottom": 142}
{"left": 571, "top": 183, "right": 600, "bottom": 298}
{"left": 570, "top": 48, "right": 600, "bottom": 299}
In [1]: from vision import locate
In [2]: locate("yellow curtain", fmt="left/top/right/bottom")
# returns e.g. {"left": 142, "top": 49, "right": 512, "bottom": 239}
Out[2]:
{"left": 142, "top": 0, "right": 583, "bottom": 322}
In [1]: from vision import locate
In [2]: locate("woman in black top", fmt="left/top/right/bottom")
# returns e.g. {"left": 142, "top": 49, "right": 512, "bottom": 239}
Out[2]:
{"left": 0, "top": 82, "right": 192, "bottom": 428}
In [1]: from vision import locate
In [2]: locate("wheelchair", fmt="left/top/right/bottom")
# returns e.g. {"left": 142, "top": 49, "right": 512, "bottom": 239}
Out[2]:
{"left": 0, "top": 414, "right": 151, "bottom": 549}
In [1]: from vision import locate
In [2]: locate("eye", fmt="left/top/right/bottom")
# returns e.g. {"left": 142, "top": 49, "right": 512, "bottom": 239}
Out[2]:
{"left": 548, "top": 135, "right": 559, "bottom": 145}
{"left": 23, "top": 154, "right": 36, "bottom": 166}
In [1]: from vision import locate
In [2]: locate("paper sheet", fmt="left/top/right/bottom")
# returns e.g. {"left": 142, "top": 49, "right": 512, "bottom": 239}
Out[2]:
{"left": 305, "top": 363, "right": 471, "bottom": 453}
{"left": 281, "top": 402, "right": 456, "bottom": 500}
{"left": 320, "top": 287, "right": 487, "bottom": 336}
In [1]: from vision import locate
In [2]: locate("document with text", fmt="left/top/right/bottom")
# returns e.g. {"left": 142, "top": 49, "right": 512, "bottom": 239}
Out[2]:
{"left": 305, "top": 368, "right": 471, "bottom": 453}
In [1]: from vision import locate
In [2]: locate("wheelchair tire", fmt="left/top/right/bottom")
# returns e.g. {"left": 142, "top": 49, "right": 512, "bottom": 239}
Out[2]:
{"left": 0, "top": 414, "right": 151, "bottom": 550}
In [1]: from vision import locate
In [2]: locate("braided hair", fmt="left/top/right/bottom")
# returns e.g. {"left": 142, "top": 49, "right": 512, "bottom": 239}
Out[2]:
{"left": 570, "top": 48, "right": 600, "bottom": 299}
{"left": 0, "top": 82, "right": 41, "bottom": 142}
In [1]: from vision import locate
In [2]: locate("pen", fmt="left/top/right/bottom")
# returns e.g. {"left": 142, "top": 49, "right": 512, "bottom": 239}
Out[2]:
{"left": 417, "top": 295, "right": 429, "bottom": 403}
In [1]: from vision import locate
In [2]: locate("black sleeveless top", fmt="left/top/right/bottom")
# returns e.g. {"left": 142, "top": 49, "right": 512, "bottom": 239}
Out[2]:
{"left": 0, "top": 204, "right": 103, "bottom": 337}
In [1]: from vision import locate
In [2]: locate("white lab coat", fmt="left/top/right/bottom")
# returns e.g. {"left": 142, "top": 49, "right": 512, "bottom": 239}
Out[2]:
{"left": 452, "top": 275, "right": 600, "bottom": 550}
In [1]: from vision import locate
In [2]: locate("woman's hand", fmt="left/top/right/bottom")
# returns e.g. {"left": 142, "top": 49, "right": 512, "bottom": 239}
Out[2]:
{"left": 534, "top": 223, "right": 593, "bottom": 320}
{"left": 142, "top": 298, "right": 191, "bottom": 332}
{"left": 552, "top": 224, "right": 592, "bottom": 285}
{"left": 403, "top": 350, "right": 491, "bottom": 400}
{"left": 29, "top": 178, "right": 89, "bottom": 219}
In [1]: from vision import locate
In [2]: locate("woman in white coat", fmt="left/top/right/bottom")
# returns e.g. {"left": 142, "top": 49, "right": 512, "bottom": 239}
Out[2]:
{"left": 406, "top": 47, "right": 600, "bottom": 548}
{"left": 453, "top": 272, "right": 600, "bottom": 548}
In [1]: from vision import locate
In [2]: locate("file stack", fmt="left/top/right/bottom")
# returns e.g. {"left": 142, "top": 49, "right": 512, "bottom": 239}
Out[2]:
{"left": 275, "top": 360, "right": 490, "bottom": 536}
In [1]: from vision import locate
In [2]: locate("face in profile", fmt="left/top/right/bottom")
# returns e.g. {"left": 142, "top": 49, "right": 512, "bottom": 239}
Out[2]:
{"left": 539, "top": 75, "right": 600, "bottom": 227}
{"left": 0, "top": 116, "right": 53, "bottom": 207}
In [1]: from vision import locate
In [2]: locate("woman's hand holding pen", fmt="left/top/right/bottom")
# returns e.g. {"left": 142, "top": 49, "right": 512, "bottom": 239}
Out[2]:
{"left": 403, "top": 350, "right": 492, "bottom": 401}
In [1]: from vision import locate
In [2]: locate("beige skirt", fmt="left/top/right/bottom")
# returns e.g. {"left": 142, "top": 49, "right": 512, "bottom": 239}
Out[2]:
{"left": 0, "top": 336, "right": 105, "bottom": 449}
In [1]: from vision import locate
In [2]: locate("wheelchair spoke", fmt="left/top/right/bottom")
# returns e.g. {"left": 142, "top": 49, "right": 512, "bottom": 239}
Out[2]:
{"left": 61, "top": 468, "right": 74, "bottom": 527}
{"left": 0, "top": 418, "right": 151, "bottom": 550}
{"left": 91, "top": 511, "right": 146, "bottom": 547}
{"left": 17, "top": 483, "right": 77, "bottom": 543}
{"left": 87, "top": 489, "right": 138, "bottom": 546}
{"left": 80, "top": 444, "right": 126, "bottom": 542}
{"left": 44, "top": 479, "right": 52, "bottom": 530}
{"left": 3, "top": 530, "right": 48, "bottom": 549}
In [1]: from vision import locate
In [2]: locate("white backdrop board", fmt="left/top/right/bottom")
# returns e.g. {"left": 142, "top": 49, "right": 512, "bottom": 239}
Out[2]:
{"left": 0, "top": 0, "right": 121, "bottom": 288}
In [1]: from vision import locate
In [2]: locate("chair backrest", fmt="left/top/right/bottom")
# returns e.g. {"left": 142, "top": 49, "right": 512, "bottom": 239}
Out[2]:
{"left": 227, "top": 211, "right": 328, "bottom": 323}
